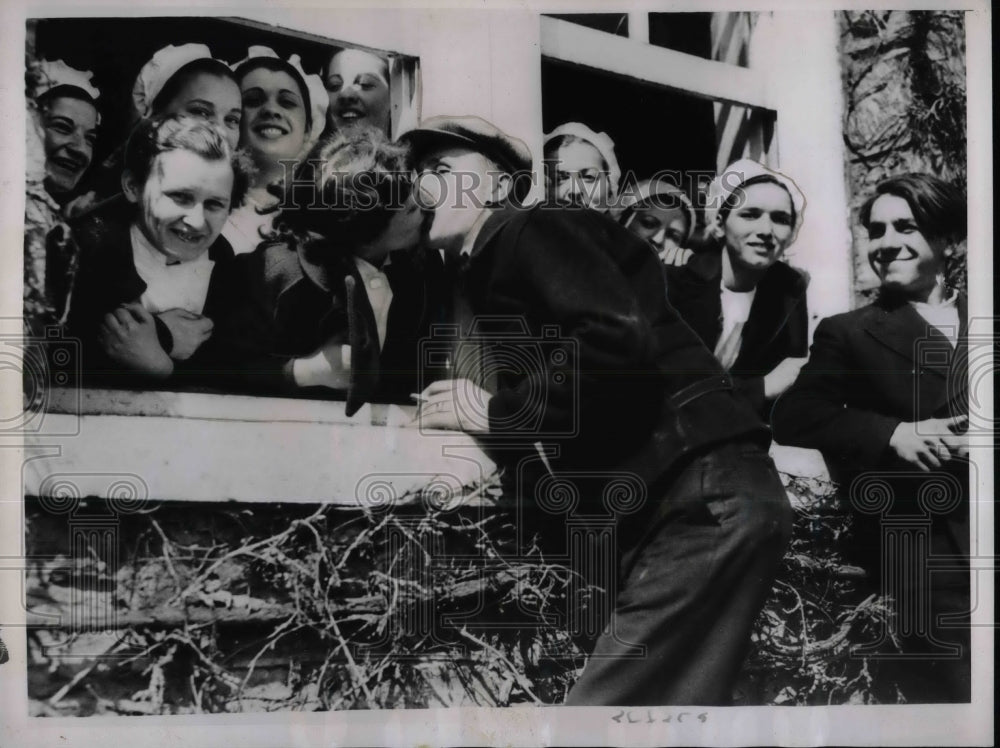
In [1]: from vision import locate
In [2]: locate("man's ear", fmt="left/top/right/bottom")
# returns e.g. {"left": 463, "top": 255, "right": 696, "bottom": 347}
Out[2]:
{"left": 490, "top": 172, "right": 513, "bottom": 204}
{"left": 121, "top": 170, "right": 141, "bottom": 204}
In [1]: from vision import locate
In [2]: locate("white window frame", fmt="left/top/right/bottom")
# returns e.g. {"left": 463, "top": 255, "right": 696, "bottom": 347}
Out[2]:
{"left": 539, "top": 15, "right": 778, "bottom": 171}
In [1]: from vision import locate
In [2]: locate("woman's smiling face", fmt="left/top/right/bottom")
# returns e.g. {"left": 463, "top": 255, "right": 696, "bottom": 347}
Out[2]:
{"left": 240, "top": 67, "right": 309, "bottom": 164}
{"left": 161, "top": 72, "right": 242, "bottom": 150}
{"left": 721, "top": 181, "right": 795, "bottom": 272}
{"left": 325, "top": 49, "right": 391, "bottom": 134}
{"left": 41, "top": 95, "right": 99, "bottom": 196}
{"left": 126, "top": 149, "right": 234, "bottom": 263}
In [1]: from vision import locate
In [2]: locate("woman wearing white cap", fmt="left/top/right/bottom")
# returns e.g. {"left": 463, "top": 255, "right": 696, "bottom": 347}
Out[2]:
{"left": 615, "top": 179, "right": 696, "bottom": 268}
{"left": 25, "top": 58, "right": 102, "bottom": 331}
{"left": 664, "top": 158, "right": 810, "bottom": 417}
{"left": 223, "top": 46, "right": 328, "bottom": 255}
{"left": 83, "top": 43, "right": 242, "bottom": 205}
{"left": 30, "top": 59, "right": 102, "bottom": 204}
{"left": 132, "top": 43, "right": 243, "bottom": 150}
{"left": 543, "top": 122, "right": 620, "bottom": 213}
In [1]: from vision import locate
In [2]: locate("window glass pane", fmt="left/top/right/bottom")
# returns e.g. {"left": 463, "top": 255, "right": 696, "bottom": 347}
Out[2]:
{"left": 648, "top": 12, "right": 713, "bottom": 60}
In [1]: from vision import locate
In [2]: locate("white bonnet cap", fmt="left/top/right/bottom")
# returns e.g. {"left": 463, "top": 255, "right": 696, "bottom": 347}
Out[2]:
{"left": 233, "top": 45, "right": 329, "bottom": 155}
{"left": 544, "top": 121, "right": 621, "bottom": 199}
{"left": 705, "top": 158, "right": 806, "bottom": 243}
{"left": 33, "top": 59, "right": 101, "bottom": 103}
{"left": 132, "top": 43, "right": 226, "bottom": 120}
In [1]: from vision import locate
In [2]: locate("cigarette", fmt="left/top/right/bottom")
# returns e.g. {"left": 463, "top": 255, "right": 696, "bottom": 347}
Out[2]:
{"left": 410, "top": 393, "right": 429, "bottom": 403}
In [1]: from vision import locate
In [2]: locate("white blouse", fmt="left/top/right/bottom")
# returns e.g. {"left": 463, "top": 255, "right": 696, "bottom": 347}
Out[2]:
{"left": 131, "top": 224, "right": 214, "bottom": 315}
{"left": 714, "top": 251, "right": 757, "bottom": 370}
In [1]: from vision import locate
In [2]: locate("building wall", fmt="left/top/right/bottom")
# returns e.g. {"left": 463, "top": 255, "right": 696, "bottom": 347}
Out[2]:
{"left": 749, "top": 11, "right": 854, "bottom": 326}
{"left": 838, "top": 10, "right": 968, "bottom": 305}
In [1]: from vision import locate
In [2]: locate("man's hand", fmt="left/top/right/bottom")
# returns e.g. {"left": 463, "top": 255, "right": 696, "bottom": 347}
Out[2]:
{"left": 157, "top": 309, "right": 214, "bottom": 360}
{"left": 888, "top": 415, "right": 968, "bottom": 471}
{"left": 763, "top": 356, "right": 808, "bottom": 399}
{"left": 415, "top": 379, "right": 493, "bottom": 433}
{"left": 98, "top": 303, "right": 174, "bottom": 378}
{"left": 292, "top": 336, "right": 351, "bottom": 390}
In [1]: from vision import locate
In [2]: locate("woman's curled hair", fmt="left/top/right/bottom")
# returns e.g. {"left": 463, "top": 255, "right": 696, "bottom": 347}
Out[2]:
{"left": 274, "top": 126, "right": 414, "bottom": 248}
{"left": 123, "top": 113, "right": 253, "bottom": 208}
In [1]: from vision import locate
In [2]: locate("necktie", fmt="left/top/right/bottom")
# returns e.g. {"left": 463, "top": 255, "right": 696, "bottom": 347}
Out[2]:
{"left": 449, "top": 255, "right": 495, "bottom": 393}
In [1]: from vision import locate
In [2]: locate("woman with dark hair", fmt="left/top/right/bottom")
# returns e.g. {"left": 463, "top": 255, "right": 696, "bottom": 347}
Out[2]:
{"left": 212, "top": 127, "right": 446, "bottom": 413}
{"left": 31, "top": 61, "right": 101, "bottom": 204}
{"left": 664, "top": 158, "right": 810, "bottom": 417}
{"left": 223, "top": 47, "right": 328, "bottom": 255}
{"left": 67, "top": 114, "right": 251, "bottom": 384}
{"left": 772, "top": 173, "right": 970, "bottom": 703}
{"left": 323, "top": 47, "right": 391, "bottom": 135}
{"left": 133, "top": 44, "right": 244, "bottom": 150}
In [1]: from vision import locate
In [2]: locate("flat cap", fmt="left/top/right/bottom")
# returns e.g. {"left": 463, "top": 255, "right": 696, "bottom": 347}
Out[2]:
{"left": 401, "top": 115, "right": 533, "bottom": 176}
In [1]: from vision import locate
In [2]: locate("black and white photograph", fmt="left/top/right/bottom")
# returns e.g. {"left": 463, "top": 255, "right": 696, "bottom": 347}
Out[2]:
{"left": 0, "top": 1, "right": 993, "bottom": 746}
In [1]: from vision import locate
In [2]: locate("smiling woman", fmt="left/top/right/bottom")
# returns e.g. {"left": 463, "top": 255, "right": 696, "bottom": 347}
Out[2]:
{"left": 66, "top": 114, "right": 251, "bottom": 384}
{"left": 222, "top": 47, "right": 328, "bottom": 255}
{"left": 41, "top": 96, "right": 99, "bottom": 198}
{"left": 32, "top": 60, "right": 102, "bottom": 203}
{"left": 324, "top": 48, "right": 391, "bottom": 135}
{"left": 663, "top": 158, "right": 810, "bottom": 417}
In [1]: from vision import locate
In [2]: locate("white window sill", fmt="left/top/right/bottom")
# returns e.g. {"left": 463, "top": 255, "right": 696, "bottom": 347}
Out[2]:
{"left": 22, "top": 388, "right": 831, "bottom": 507}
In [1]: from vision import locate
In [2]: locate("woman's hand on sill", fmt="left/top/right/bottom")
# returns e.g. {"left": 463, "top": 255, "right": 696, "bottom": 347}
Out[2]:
{"left": 158, "top": 309, "right": 213, "bottom": 361}
{"left": 98, "top": 303, "right": 174, "bottom": 379}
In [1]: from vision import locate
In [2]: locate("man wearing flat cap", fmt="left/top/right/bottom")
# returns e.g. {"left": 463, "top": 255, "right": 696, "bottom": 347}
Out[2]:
{"left": 404, "top": 115, "right": 792, "bottom": 706}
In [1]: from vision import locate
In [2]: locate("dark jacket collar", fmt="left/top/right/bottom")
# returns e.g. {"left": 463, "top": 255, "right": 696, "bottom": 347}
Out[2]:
{"left": 470, "top": 205, "right": 518, "bottom": 259}
{"left": 682, "top": 248, "right": 807, "bottom": 293}
{"left": 865, "top": 291, "right": 967, "bottom": 371}
{"left": 668, "top": 248, "right": 807, "bottom": 357}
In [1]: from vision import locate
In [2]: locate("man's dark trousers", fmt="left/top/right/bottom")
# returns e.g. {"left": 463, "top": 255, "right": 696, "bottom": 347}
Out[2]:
{"left": 455, "top": 205, "right": 794, "bottom": 706}
{"left": 564, "top": 440, "right": 793, "bottom": 706}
